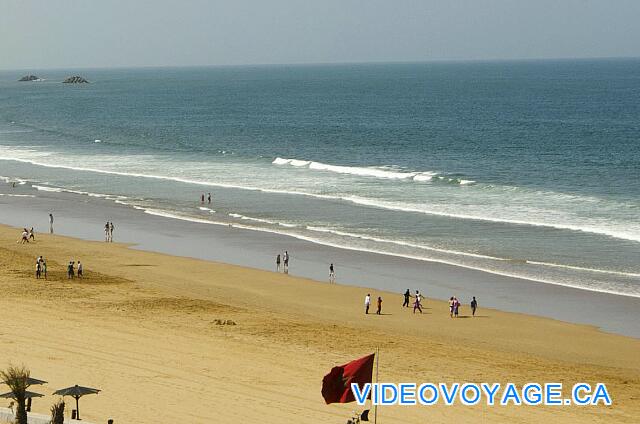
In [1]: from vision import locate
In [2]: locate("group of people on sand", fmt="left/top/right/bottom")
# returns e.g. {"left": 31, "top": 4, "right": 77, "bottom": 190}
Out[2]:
{"left": 364, "top": 293, "right": 383, "bottom": 315}
{"left": 104, "top": 222, "right": 115, "bottom": 242}
{"left": 35, "top": 256, "right": 47, "bottom": 279}
{"left": 17, "top": 227, "right": 35, "bottom": 243}
{"left": 275, "top": 251, "right": 290, "bottom": 273}
{"left": 67, "top": 260, "right": 83, "bottom": 279}
{"left": 397, "top": 289, "right": 479, "bottom": 317}
{"left": 448, "top": 296, "right": 479, "bottom": 317}
{"left": 402, "top": 289, "right": 425, "bottom": 313}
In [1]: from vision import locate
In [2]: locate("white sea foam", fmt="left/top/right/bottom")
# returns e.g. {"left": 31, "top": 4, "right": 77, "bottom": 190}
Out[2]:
{"left": 32, "top": 183, "right": 127, "bottom": 201}
{"left": 2, "top": 149, "right": 638, "bottom": 243}
{"left": 526, "top": 260, "right": 640, "bottom": 278}
{"left": 32, "top": 185, "right": 63, "bottom": 193}
{"left": 228, "top": 213, "right": 277, "bottom": 225}
{"left": 273, "top": 157, "right": 439, "bottom": 181}
{"left": 142, "top": 208, "right": 228, "bottom": 226}
{"left": 306, "top": 226, "right": 507, "bottom": 261}
{"left": 341, "top": 195, "right": 640, "bottom": 243}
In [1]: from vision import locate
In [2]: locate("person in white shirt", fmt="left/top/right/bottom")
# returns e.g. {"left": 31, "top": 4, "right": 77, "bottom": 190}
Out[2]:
{"left": 364, "top": 293, "right": 371, "bottom": 314}
{"left": 19, "top": 229, "right": 29, "bottom": 244}
{"left": 77, "top": 261, "right": 83, "bottom": 278}
{"left": 283, "top": 251, "right": 289, "bottom": 273}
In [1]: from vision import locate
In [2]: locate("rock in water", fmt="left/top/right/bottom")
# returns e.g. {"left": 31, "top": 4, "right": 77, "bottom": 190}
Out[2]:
{"left": 19, "top": 75, "right": 40, "bottom": 81}
{"left": 62, "top": 76, "right": 89, "bottom": 84}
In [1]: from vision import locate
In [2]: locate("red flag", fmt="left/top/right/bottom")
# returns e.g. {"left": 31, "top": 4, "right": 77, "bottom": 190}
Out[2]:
{"left": 321, "top": 353, "right": 375, "bottom": 404}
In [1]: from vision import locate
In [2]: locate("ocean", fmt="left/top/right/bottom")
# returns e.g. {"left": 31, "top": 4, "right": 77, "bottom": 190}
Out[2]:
{"left": 1, "top": 59, "right": 639, "bottom": 297}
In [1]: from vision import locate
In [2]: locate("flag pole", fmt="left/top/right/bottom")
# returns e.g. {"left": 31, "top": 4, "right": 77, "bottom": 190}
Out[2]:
{"left": 374, "top": 346, "right": 379, "bottom": 424}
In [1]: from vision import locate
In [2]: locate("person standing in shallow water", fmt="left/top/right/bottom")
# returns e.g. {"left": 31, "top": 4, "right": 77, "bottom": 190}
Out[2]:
{"left": 104, "top": 222, "right": 110, "bottom": 241}
{"left": 329, "top": 263, "right": 335, "bottom": 283}
{"left": 276, "top": 254, "right": 281, "bottom": 272}
{"left": 207, "top": 193, "right": 212, "bottom": 204}
{"left": 109, "top": 222, "right": 115, "bottom": 242}
{"left": 471, "top": 296, "right": 478, "bottom": 316}
{"left": 49, "top": 213, "right": 54, "bottom": 234}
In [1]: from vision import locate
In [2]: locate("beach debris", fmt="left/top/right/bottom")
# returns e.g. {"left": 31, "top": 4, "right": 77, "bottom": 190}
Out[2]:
{"left": 213, "top": 319, "right": 236, "bottom": 326}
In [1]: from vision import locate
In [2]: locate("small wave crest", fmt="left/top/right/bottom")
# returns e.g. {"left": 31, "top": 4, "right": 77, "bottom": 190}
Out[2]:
{"left": 273, "top": 157, "right": 441, "bottom": 182}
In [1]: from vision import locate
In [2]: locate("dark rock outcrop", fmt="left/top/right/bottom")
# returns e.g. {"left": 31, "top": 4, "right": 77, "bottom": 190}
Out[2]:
{"left": 62, "top": 76, "right": 89, "bottom": 84}
{"left": 19, "top": 75, "right": 40, "bottom": 81}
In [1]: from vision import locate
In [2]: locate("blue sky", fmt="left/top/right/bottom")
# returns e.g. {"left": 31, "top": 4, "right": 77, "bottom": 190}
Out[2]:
{"left": 1, "top": 0, "right": 639, "bottom": 69}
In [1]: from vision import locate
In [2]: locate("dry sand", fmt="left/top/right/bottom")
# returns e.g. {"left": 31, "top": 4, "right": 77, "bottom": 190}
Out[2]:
{"left": 0, "top": 224, "right": 638, "bottom": 423}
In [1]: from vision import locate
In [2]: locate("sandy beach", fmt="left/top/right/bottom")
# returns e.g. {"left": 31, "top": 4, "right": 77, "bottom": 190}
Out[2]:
{"left": 1, "top": 224, "right": 638, "bottom": 423}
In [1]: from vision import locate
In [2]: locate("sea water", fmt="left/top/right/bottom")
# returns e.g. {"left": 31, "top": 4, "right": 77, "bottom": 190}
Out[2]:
{"left": 0, "top": 60, "right": 639, "bottom": 296}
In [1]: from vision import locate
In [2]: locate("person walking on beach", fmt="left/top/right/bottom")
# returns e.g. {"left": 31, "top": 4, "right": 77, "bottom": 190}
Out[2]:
{"left": 403, "top": 289, "right": 411, "bottom": 307}
{"left": 449, "top": 297, "right": 455, "bottom": 318}
{"left": 276, "top": 254, "right": 281, "bottom": 272}
{"left": 35, "top": 258, "right": 41, "bottom": 279}
{"left": 329, "top": 263, "right": 336, "bottom": 283}
{"left": 77, "top": 261, "right": 83, "bottom": 278}
{"left": 413, "top": 290, "right": 423, "bottom": 314}
{"left": 364, "top": 293, "right": 371, "bottom": 314}
{"left": 28, "top": 227, "right": 35, "bottom": 241}
{"left": 67, "top": 261, "right": 75, "bottom": 279}
{"left": 104, "top": 222, "right": 110, "bottom": 242}
{"left": 283, "top": 251, "right": 289, "bottom": 274}
{"left": 471, "top": 296, "right": 478, "bottom": 316}
{"left": 42, "top": 258, "right": 47, "bottom": 279}
{"left": 376, "top": 296, "right": 382, "bottom": 315}
{"left": 453, "top": 297, "right": 460, "bottom": 318}
{"left": 49, "top": 213, "right": 54, "bottom": 234}
{"left": 109, "top": 222, "right": 114, "bottom": 242}
{"left": 18, "top": 228, "right": 29, "bottom": 243}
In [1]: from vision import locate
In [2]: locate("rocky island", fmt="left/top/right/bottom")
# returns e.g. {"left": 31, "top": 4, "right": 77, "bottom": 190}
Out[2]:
{"left": 63, "top": 76, "right": 89, "bottom": 84}
{"left": 18, "top": 75, "right": 41, "bottom": 81}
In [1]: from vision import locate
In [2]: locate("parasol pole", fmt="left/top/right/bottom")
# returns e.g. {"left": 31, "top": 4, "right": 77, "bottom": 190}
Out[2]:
{"left": 76, "top": 395, "right": 80, "bottom": 420}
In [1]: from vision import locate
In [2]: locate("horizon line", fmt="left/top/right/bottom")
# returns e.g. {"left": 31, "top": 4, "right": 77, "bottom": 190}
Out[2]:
{"left": 2, "top": 55, "right": 640, "bottom": 73}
